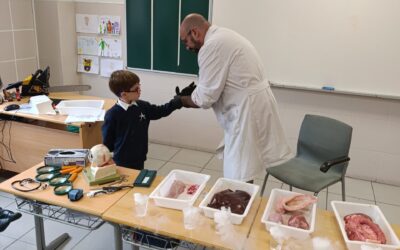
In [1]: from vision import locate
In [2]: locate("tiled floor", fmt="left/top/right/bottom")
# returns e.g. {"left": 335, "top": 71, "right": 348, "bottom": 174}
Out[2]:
{"left": 0, "top": 142, "right": 399, "bottom": 249}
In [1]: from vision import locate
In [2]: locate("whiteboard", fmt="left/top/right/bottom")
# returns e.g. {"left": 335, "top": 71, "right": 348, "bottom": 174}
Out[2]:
{"left": 212, "top": 0, "right": 400, "bottom": 97}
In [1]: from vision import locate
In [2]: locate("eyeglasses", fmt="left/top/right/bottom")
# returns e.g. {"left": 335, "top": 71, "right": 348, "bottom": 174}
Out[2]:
{"left": 181, "top": 29, "right": 193, "bottom": 44}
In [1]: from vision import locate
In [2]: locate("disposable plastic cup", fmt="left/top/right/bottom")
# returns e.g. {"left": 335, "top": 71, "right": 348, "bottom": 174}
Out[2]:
{"left": 133, "top": 193, "right": 148, "bottom": 217}
{"left": 182, "top": 206, "right": 200, "bottom": 230}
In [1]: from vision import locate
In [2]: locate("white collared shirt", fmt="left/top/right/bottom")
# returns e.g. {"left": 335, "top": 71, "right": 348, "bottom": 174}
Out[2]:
{"left": 117, "top": 99, "right": 138, "bottom": 111}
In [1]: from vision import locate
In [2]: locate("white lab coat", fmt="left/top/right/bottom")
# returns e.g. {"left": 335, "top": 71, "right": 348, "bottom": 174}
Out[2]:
{"left": 192, "top": 26, "right": 291, "bottom": 181}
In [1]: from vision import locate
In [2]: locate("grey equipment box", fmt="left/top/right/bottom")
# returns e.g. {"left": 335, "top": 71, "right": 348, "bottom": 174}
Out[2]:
{"left": 44, "top": 149, "right": 89, "bottom": 167}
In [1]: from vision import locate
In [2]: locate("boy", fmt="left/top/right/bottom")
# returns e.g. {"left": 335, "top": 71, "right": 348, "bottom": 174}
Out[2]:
{"left": 102, "top": 70, "right": 183, "bottom": 169}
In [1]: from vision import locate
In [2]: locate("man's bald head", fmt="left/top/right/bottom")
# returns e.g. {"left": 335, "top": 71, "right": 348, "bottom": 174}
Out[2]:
{"left": 181, "top": 13, "right": 209, "bottom": 34}
{"left": 180, "top": 13, "right": 210, "bottom": 53}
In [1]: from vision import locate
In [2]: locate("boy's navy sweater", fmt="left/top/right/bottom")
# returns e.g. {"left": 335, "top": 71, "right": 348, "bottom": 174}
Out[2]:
{"left": 102, "top": 98, "right": 182, "bottom": 169}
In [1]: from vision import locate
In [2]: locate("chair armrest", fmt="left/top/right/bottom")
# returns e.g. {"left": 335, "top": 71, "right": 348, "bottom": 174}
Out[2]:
{"left": 320, "top": 156, "right": 350, "bottom": 173}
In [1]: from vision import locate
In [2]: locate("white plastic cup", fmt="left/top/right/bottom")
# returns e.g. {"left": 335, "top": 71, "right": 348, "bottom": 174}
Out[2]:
{"left": 133, "top": 193, "right": 148, "bottom": 217}
{"left": 182, "top": 206, "right": 200, "bottom": 230}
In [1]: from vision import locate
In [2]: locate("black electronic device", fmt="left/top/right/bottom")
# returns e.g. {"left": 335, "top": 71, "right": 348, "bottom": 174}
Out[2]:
{"left": 5, "top": 66, "right": 50, "bottom": 97}
{"left": 22, "top": 66, "right": 50, "bottom": 96}
{"left": 133, "top": 169, "right": 156, "bottom": 187}
{"left": 4, "top": 104, "right": 20, "bottom": 111}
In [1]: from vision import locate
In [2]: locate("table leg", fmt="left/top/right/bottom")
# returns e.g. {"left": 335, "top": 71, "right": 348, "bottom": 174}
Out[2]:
{"left": 32, "top": 206, "right": 70, "bottom": 250}
{"left": 33, "top": 212, "right": 45, "bottom": 250}
{"left": 112, "top": 223, "right": 123, "bottom": 250}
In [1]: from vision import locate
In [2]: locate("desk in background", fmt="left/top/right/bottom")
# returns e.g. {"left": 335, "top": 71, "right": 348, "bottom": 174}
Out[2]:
{"left": 0, "top": 92, "right": 115, "bottom": 173}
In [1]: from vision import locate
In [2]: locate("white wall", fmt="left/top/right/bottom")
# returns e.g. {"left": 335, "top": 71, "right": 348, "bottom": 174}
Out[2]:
{"left": 34, "top": 0, "right": 400, "bottom": 185}
{"left": 0, "top": 0, "right": 38, "bottom": 84}
{"left": 213, "top": 0, "right": 400, "bottom": 96}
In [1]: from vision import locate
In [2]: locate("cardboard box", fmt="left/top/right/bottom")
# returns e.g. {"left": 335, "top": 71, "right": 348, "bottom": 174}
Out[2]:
{"left": 44, "top": 149, "right": 89, "bottom": 167}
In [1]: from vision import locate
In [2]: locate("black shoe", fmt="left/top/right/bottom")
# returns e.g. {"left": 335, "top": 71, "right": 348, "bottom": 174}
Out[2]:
{"left": 0, "top": 209, "right": 22, "bottom": 232}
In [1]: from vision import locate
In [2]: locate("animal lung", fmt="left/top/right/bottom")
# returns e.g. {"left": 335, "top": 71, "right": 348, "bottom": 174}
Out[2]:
{"left": 275, "top": 194, "right": 317, "bottom": 213}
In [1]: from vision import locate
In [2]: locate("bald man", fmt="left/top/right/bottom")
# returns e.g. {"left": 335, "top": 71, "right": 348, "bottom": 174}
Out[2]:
{"left": 180, "top": 14, "right": 291, "bottom": 182}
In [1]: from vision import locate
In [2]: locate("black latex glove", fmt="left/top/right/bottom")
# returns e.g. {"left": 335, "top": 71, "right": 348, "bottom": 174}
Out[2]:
{"left": 175, "top": 82, "right": 196, "bottom": 96}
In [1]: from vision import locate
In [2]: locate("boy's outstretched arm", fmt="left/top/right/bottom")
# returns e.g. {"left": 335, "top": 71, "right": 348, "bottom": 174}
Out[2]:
{"left": 144, "top": 96, "right": 183, "bottom": 120}
{"left": 180, "top": 96, "right": 199, "bottom": 108}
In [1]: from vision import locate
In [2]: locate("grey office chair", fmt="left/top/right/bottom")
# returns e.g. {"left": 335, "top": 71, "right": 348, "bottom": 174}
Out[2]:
{"left": 260, "top": 114, "right": 352, "bottom": 209}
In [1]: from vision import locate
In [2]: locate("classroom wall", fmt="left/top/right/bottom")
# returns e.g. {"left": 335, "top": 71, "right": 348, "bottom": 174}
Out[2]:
{"left": 33, "top": 0, "right": 400, "bottom": 186}
{"left": 0, "top": 0, "right": 38, "bottom": 86}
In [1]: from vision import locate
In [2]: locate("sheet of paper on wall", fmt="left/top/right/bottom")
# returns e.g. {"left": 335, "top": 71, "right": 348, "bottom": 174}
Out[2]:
{"left": 76, "top": 14, "right": 99, "bottom": 34}
{"left": 77, "top": 55, "right": 99, "bottom": 74}
{"left": 99, "top": 16, "right": 121, "bottom": 35}
{"left": 77, "top": 36, "right": 98, "bottom": 56}
{"left": 100, "top": 59, "right": 123, "bottom": 77}
{"left": 98, "top": 38, "right": 121, "bottom": 58}
{"left": 65, "top": 110, "right": 105, "bottom": 123}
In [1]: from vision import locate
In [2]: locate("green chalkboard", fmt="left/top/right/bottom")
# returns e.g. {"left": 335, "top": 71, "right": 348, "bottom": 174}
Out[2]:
{"left": 178, "top": 0, "right": 209, "bottom": 74}
{"left": 153, "top": 0, "right": 179, "bottom": 72}
{"left": 126, "top": 0, "right": 151, "bottom": 69}
{"left": 126, "top": 0, "right": 210, "bottom": 75}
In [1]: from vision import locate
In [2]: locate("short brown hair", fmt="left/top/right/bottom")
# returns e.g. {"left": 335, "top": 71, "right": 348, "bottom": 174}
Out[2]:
{"left": 109, "top": 70, "right": 140, "bottom": 97}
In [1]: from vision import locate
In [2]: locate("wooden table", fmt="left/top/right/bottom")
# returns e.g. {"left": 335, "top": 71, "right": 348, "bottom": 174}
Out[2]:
{"left": 0, "top": 92, "right": 115, "bottom": 173}
{"left": 0, "top": 163, "right": 139, "bottom": 250}
{"left": 102, "top": 177, "right": 262, "bottom": 250}
{"left": 246, "top": 198, "right": 400, "bottom": 249}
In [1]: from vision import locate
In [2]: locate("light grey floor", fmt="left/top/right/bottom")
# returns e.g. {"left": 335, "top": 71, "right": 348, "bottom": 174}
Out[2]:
{"left": 0, "top": 142, "right": 399, "bottom": 249}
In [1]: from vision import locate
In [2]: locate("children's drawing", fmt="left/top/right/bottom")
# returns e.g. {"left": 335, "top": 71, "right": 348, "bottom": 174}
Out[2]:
{"left": 78, "top": 55, "right": 99, "bottom": 74}
{"left": 76, "top": 14, "right": 99, "bottom": 34}
{"left": 98, "top": 38, "right": 121, "bottom": 58}
{"left": 98, "top": 38, "right": 108, "bottom": 57}
{"left": 77, "top": 36, "right": 98, "bottom": 55}
{"left": 99, "top": 16, "right": 121, "bottom": 35}
{"left": 100, "top": 59, "right": 124, "bottom": 77}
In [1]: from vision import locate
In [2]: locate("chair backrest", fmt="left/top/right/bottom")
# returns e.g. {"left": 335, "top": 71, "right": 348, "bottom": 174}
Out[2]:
{"left": 297, "top": 114, "right": 353, "bottom": 175}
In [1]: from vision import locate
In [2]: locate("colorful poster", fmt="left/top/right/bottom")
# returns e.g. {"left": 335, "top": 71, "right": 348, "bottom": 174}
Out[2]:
{"left": 98, "top": 38, "right": 122, "bottom": 58}
{"left": 77, "top": 55, "right": 99, "bottom": 74}
{"left": 77, "top": 36, "right": 98, "bottom": 55}
{"left": 99, "top": 16, "right": 121, "bottom": 35}
{"left": 100, "top": 59, "right": 124, "bottom": 77}
{"left": 76, "top": 14, "right": 99, "bottom": 34}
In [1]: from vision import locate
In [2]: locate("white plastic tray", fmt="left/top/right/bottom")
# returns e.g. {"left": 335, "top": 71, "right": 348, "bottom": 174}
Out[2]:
{"left": 56, "top": 100, "right": 104, "bottom": 116}
{"left": 199, "top": 178, "right": 259, "bottom": 225}
{"left": 149, "top": 169, "right": 210, "bottom": 210}
{"left": 331, "top": 201, "right": 400, "bottom": 250}
{"left": 261, "top": 188, "right": 317, "bottom": 240}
